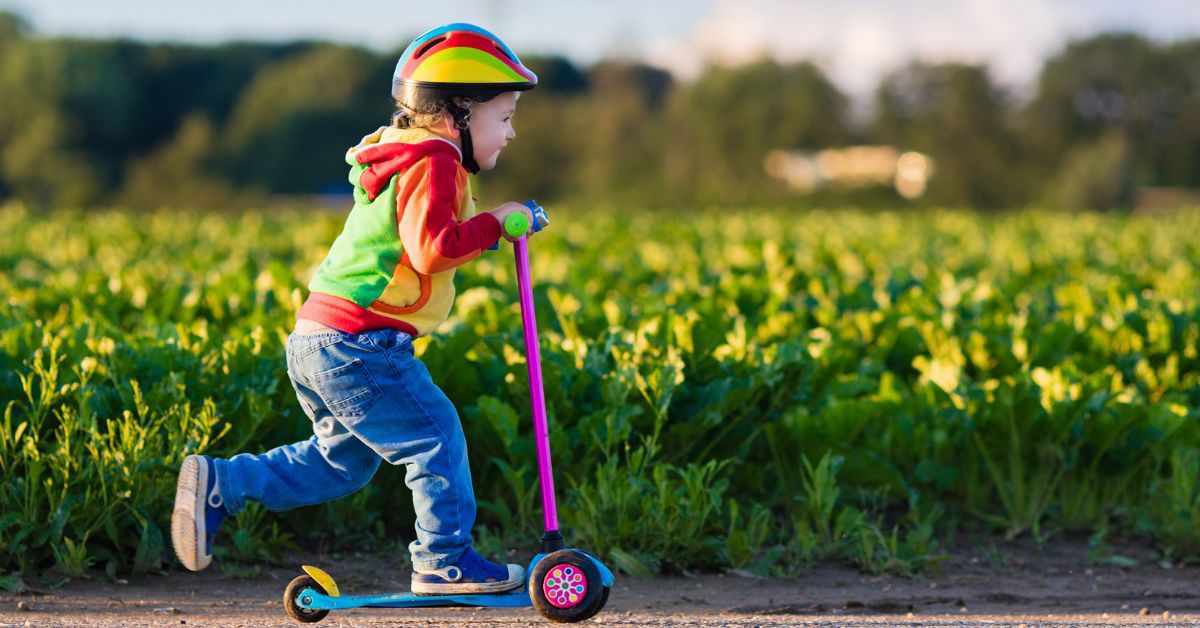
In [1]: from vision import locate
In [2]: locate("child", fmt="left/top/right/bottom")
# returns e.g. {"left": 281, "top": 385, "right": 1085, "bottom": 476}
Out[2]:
{"left": 171, "top": 23, "right": 538, "bottom": 595}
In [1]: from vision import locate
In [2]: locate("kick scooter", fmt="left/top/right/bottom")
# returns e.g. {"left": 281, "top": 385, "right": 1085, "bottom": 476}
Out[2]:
{"left": 282, "top": 202, "right": 614, "bottom": 623}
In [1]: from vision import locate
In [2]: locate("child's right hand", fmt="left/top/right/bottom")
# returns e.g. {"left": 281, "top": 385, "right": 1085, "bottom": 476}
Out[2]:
{"left": 490, "top": 202, "right": 535, "bottom": 242}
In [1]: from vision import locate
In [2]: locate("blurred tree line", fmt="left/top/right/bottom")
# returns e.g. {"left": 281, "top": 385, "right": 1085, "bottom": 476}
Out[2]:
{"left": 1, "top": 11, "right": 1197, "bottom": 211}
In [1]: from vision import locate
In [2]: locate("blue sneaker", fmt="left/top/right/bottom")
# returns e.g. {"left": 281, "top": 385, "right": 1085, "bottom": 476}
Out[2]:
{"left": 171, "top": 454, "right": 227, "bottom": 571}
{"left": 411, "top": 547, "right": 525, "bottom": 595}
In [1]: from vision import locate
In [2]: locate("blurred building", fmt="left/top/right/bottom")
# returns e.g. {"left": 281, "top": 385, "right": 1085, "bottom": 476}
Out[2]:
{"left": 1134, "top": 187, "right": 1200, "bottom": 211}
{"left": 764, "top": 146, "right": 935, "bottom": 199}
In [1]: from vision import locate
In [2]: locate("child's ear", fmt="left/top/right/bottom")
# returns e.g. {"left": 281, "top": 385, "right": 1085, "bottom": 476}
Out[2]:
{"left": 441, "top": 114, "right": 460, "bottom": 139}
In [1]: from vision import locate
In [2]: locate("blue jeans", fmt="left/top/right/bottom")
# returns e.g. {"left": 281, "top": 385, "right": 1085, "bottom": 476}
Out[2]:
{"left": 213, "top": 327, "right": 475, "bottom": 570}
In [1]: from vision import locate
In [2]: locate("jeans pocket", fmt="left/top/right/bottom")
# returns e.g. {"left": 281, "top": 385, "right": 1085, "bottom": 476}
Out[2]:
{"left": 310, "top": 358, "right": 383, "bottom": 417}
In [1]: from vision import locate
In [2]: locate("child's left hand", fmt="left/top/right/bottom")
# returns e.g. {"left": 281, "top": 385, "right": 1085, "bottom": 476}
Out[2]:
{"left": 490, "top": 202, "right": 535, "bottom": 242}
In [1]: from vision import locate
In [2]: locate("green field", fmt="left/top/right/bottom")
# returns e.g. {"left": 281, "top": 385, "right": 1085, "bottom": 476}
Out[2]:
{"left": 2, "top": 203, "right": 1199, "bottom": 581}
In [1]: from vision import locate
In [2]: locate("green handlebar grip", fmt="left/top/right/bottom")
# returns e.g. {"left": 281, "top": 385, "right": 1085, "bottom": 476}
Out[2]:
{"left": 504, "top": 212, "right": 531, "bottom": 238}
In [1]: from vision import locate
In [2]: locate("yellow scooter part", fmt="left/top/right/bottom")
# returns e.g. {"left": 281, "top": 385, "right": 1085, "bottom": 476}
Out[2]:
{"left": 301, "top": 565, "right": 340, "bottom": 598}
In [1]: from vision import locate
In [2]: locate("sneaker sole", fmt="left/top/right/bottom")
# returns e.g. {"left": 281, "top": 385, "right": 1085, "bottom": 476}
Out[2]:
{"left": 411, "top": 565, "right": 525, "bottom": 596}
{"left": 171, "top": 455, "right": 211, "bottom": 571}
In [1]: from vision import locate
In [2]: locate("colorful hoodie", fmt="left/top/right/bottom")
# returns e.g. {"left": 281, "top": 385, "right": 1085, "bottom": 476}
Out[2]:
{"left": 296, "top": 126, "right": 502, "bottom": 337}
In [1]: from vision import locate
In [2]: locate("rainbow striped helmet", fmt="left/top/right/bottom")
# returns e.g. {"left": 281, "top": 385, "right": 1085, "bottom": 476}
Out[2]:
{"left": 391, "top": 23, "right": 538, "bottom": 98}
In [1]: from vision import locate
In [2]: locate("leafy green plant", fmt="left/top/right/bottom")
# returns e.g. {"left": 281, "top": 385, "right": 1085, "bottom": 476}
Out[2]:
{"left": 215, "top": 503, "right": 297, "bottom": 565}
{"left": 51, "top": 536, "right": 93, "bottom": 580}
{"left": 721, "top": 500, "right": 777, "bottom": 575}
{"left": 1148, "top": 448, "right": 1200, "bottom": 560}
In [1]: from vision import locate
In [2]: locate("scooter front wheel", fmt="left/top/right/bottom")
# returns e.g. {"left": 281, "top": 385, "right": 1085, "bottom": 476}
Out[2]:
{"left": 284, "top": 575, "right": 330, "bottom": 623}
{"left": 529, "top": 550, "right": 609, "bottom": 622}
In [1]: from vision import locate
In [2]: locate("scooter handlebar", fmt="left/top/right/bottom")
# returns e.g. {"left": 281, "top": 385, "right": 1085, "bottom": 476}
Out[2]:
{"left": 524, "top": 200, "right": 550, "bottom": 233}
{"left": 489, "top": 200, "right": 549, "bottom": 250}
{"left": 504, "top": 212, "right": 530, "bottom": 238}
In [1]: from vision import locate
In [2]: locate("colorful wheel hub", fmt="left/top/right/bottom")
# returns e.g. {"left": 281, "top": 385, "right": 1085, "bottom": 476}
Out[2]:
{"left": 542, "top": 564, "right": 588, "bottom": 609}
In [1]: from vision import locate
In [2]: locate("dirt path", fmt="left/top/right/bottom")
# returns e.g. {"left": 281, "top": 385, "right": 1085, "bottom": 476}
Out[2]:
{"left": 3, "top": 537, "right": 1199, "bottom": 626}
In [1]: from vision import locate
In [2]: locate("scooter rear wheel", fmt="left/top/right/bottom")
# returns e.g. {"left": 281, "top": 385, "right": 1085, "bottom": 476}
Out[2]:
{"left": 284, "top": 575, "right": 329, "bottom": 623}
{"left": 530, "top": 550, "right": 609, "bottom": 622}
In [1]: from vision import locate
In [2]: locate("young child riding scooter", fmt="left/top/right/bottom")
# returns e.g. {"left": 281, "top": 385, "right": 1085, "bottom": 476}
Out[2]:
{"left": 171, "top": 22, "right": 538, "bottom": 595}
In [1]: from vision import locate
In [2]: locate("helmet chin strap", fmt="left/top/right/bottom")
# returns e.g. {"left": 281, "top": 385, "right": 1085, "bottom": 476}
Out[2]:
{"left": 459, "top": 126, "right": 480, "bottom": 174}
{"left": 449, "top": 103, "right": 480, "bottom": 174}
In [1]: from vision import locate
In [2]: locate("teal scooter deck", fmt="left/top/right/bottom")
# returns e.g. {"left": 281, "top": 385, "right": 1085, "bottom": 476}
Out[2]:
{"left": 292, "top": 552, "right": 615, "bottom": 613}
{"left": 296, "top": 588, "right": 533, "bottom": 610}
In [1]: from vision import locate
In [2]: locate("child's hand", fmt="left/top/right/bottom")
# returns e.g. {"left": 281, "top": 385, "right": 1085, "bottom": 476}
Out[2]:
{"left": 490, "top": 202, "right": 535, "bottom": 242}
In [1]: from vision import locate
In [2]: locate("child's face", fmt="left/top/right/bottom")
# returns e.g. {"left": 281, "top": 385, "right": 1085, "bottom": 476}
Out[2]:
{"left": 467, "top": 91, "right": 519, "bottom": 171}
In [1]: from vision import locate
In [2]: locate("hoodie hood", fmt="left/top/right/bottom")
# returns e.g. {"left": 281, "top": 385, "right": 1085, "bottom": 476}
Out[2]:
{"left": 345, "top": 126, "right": 464, "bottom": 202}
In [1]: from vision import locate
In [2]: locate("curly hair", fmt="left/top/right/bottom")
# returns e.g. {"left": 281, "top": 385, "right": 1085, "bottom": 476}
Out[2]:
{"left": 390, "top": 87, "right": 500, "bottom": 130}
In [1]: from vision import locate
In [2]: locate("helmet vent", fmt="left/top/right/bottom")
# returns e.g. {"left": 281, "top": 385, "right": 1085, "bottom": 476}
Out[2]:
{"left": 416, "top": 37, "right": 446, "bottom": 58}
{"left": 493, "top": 42, "right": 515, "bottom": 63}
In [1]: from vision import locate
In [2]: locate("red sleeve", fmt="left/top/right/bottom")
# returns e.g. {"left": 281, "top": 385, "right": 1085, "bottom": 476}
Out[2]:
{"left": 395, "top": 152, "right": 502, "bottom": 275}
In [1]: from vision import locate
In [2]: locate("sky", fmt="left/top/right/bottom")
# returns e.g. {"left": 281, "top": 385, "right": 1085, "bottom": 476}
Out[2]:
{"left": 4, "top": 0, "right": 1199, "bottom": 101}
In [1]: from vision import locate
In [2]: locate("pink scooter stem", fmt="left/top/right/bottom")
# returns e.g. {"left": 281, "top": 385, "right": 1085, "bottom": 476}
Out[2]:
{"left": 512, "top": 232, "right": 559, "bottom": 534}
